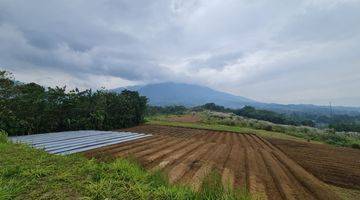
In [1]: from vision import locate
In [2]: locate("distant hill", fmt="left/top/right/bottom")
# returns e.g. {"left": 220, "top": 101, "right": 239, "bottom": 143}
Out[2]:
{"left": 111, "top": 82, "right": 255, "bottom": 108}
{"left": 111, "top": 82, "right": 360, "bottom": 115}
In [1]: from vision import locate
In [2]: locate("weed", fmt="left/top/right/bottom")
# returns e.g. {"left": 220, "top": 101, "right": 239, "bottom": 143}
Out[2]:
{"left": 0, "top": 130, "right": 8, "bottom": 143}
{"left": 197, "top": 171, "right": 252, "bottom": 200}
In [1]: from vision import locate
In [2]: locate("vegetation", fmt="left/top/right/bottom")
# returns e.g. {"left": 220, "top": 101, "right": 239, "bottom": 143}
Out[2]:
{"left": 193, "top": 103, "right": 233, "bottom": 113}
{"left": 146, "top": 105, "right": 188, "bottom": 116}
{"left": 0, "top": 130, "right": 8, "bottom": 143}
{"left": 200, "top": 111, "right": 360, "bottom": 148}
{"left": 0, "top": 133, "right": 252, "bottom": 200}
{"left": 191, "top": 103, "right": 360, "bottom": 133}
{"left": 329, "top": 120, "right": 360, "bottom": 133}
{"left": 234, "top": 106, "right": 315, "bottom": 127}
{"left": 147, "top": 103, "right": 360, "bottom": 133}
{"left": 0, "top": 71, "right": 147, "bottom": 136}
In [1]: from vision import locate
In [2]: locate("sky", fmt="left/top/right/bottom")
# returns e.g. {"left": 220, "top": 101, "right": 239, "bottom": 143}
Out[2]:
{"left": 1, "top": 0, "right": 360, "bottom": 106}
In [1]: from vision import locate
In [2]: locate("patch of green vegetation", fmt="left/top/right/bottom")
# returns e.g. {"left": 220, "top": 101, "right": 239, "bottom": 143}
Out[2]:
{"left": 0, "top": 130, "right": 8, "bottom": 143}
{"left": 145, "top": 114, "right": 182, "bottom": 122}
{"left": 234, "top": 106, "right": 315, "bottom": 127}
{"left": 0, "top": 133, "right": 252, "bottom": 200}
{"left": 146, "top": 105, "right": 188, "bottom": 116}
{"left": 330, "top": 185, "right": 360, "bottom": 200}
{"left": 198, "top": 171, "right": 252, "bottom": 200}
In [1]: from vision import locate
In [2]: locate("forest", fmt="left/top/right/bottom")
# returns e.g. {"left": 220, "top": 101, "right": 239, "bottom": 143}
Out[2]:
{"left": 0, "top": 71, "right": 147, "bottom": 136}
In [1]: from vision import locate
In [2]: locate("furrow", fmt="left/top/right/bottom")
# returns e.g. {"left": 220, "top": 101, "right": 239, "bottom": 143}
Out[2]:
{"left": 231, "top": 134, "right": 247, "bottom": 189}
{"left": 250, "top": 134, "right": 316, "bottom": 199}
{"left": 204, "top": 131, "right": 219, "bottom": 143}
{"left": 138, "top": 138, "right": 195, "bottom": 165}
{"left": 243, "top": 135, "right": 267, "bottom": 198}
{"left": 221, "top": 133, "right": 239, "bottom": 189}
{"left": 111, "top": 136, "right": 177, "bottom": 157}
{"left": 261, "top": 150, "right": 297, "bottom": 200}
{"left": 147, "top": 140, "right": 206, "bottom": 170}
{"left": 117, "top": 137, "right": 183, "bottom": 158}
{"left": 256, "top": 135, "right": 341, "bottom": 200}
{"left": 165, "top": 143, "right": 215, "bottom": 184}
{"left": 247, "top": 135, "right": 282, "bottom": 200}
{"left": 187, "top": 144, "right": 230, "bottom": 191}
{"left": 84, "top": 135, "right": 161, "bottom": 157}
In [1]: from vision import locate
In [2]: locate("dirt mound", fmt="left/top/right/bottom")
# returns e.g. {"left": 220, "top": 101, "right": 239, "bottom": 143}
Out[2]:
{"left": 84, "top": 125, "right": 340, "bottom": 200}
{"left": 267, "top": 138, "right": 360, "bottom": 190}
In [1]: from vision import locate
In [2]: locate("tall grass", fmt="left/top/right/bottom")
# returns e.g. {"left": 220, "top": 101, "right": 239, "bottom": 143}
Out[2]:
{"left": 0, "top": 130, "right": 8, "bottom": 143}
{"left": 197, "top": 171, "right": 252, "bottom": 200}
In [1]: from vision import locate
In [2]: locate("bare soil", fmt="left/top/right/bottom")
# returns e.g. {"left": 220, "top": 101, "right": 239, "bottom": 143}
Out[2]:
{"left": 83, "top": 125, "right": 342, "bottom": 200}
{"left": 166, "top": 114, "right": 201, "bottom": 123}
{"left": 267, "top": 138, "right": 360, "bottom": 190}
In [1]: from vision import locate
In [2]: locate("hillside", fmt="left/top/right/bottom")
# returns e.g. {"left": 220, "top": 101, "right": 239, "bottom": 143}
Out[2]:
{"left": 111, "top": 82, "right": 360, "bottom": 115}
{"left": 111, "top": 82, "right": 255, "bottom": 108}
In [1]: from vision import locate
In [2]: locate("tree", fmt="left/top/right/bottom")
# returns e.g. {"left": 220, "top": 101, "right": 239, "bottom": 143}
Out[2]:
{"left": 0, "top": 70, "right": 148, "bottom": 136}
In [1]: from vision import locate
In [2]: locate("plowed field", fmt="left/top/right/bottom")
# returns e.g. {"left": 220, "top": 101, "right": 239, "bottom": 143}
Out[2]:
{"left": 84, "top": 125, "right": 340, "bottom": 200}
{"left": 267, "top": 138, "right": 360, "bottom": 190}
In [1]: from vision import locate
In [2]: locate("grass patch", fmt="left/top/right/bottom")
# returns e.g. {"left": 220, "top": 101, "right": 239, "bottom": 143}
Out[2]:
{"left": 197, "top": 171, "right": 252, "bottom": 200}
{"left": 0, "top": 135, "right": 253, "bottom": 199}
{"left": 0, "top": 130, "right": 8, "bottom": 143}
{"left": 330, "top": 185, "right": 360, "bottom": 200}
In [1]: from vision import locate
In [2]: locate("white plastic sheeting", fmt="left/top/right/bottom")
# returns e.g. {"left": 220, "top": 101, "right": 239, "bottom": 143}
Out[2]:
{"left": 10, "top": 130, "right": 151, "bottom": 155}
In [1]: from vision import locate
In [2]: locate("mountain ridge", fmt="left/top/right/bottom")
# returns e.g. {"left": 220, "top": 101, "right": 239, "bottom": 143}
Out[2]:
{"left": 111, "top": 82, "right": 360, "bottom": 115}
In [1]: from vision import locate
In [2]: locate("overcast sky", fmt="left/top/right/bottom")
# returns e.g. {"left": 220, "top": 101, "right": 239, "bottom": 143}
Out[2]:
{"left": 1, "top": 0, "right": 360, "bottom": 106}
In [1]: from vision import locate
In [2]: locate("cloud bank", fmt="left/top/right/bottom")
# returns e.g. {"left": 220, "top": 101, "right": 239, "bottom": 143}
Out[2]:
{"left": 1, "top": 0, "right": 359, "bottom": 106}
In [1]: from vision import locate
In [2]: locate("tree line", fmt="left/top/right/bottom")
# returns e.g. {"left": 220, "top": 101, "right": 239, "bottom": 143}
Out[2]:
{"left": 234, "top": 106, "right": 316, "bottom": 127}
{"left": 0, "top": 71, "right": 147, "bottom": 136}
{"left": 194, "top": 104, "right": 360, "bottom": 132}
{"left": 146, "top": 105, "right": 188, "bottom": 116}
{"left": 192, "top": 103, "right": 315, "bottom": 127}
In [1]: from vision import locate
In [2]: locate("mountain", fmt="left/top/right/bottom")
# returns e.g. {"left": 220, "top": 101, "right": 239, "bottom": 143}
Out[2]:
{"left": 111, "top": 82, "right": 255, "bottom": 108}
{"left": 111, "top": 82, "right": 360, "bottom": 115}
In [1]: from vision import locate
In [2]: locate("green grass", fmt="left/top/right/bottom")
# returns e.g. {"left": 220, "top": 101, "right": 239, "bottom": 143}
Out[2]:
{"left": 0, "top": 130, "right": 8, "bottom": 143}
{"left": 197, "top": 171, "right": 252, "bottom": 200}
{"left": 0, "top": 136, "right": 252, "bottom": 200}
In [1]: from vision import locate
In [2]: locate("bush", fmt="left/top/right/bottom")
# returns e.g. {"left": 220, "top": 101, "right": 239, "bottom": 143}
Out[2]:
{"left": 264, "top": 125, "right": 273, "bottom": 131}
{"left": 351, "top": 143, "right": 360, "bottom": 149}
{"left": 0, "top": 130, "right": 8, "bottom": 143}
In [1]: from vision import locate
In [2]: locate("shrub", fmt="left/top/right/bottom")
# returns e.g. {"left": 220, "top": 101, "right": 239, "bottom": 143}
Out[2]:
{"left": 351, "top": 143, "right": 360, "bottom": 149}
{"left": 0, "top": 130, "right": 8, "bottom": 143}
{"left": 264, "top": 125, "right": 273, "bottom": 131}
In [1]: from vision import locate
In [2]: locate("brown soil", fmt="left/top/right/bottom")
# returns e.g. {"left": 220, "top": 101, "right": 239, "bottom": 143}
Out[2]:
{"left": 166, "top": 114, "right": 201, "bottom": 123}
{"left": 267, "top": 138, "right": 360, "bottom": 190}
{"left": 83, "top": 125, "right": 341, "bottom": 200}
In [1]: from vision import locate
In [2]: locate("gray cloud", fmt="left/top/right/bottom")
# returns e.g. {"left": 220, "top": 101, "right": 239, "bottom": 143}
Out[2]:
{"left": 0, "top": 0, "right": 360, "bottom": 106}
